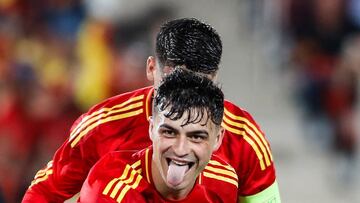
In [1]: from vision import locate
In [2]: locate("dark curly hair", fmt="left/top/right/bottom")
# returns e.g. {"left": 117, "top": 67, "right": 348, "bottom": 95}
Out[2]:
{"left": 155, "top": 18, "right": 222, "bottom": 75}
{"left": 154, "top": 69, "right": 224, "bottom": 127}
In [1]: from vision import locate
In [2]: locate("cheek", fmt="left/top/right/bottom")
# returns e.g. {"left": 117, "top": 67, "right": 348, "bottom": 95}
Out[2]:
{"left": 156, "top": 137, "right": 173, "bottom": 154}
{"left": 194, "top": 144, "right": 212, "bottom": 163}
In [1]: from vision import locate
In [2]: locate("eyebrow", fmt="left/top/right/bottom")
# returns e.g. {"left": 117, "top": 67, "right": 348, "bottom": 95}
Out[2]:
{"left": 187, "top": 130, "right": 209, "bottom": 137}
{"left": 159, "top": 124, "right": 179, "bottom": 134}
{"left": 159, "top": 124, "right": 209, "bottom": 137}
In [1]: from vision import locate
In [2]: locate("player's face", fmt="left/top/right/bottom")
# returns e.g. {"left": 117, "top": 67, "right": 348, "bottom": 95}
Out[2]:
{"left": 149, "top": 108, "right": 223, "bottom": 199}
{"left": 146, "top": 56, "right": 218, "bottom": 90}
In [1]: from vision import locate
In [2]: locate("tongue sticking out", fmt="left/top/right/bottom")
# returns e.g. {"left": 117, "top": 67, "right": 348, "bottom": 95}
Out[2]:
{"left": 167, "top": 161, "right": 189, "bottom": 186}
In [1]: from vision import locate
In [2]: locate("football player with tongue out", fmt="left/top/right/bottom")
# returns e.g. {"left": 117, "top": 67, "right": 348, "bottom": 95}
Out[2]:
{"left": 150, "top": 69, "right": 224, "bottom": 200}
{"left": 77, "top": 69, "right": 239, "bottom": 202}
{"left": 24, "top": 18, "right": 280, "bottom": 203}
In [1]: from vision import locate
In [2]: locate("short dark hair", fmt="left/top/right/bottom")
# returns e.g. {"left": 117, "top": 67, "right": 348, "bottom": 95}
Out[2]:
{"left": 154, "top": 69, "right": 224, "bottom": 127}
{"left": 155, "top": 18, "right": 222, "bottom": 74}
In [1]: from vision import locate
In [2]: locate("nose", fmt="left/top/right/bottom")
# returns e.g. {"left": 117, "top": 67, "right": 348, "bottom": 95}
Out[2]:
{"left": 172, "top": 136, "right": 190, "bottom": 157}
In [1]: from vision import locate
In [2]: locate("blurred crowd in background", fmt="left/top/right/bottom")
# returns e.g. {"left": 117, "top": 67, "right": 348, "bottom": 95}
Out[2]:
{"left": 0, "top": 0, "right": 360, "bottom": 202}
{"left": 0, "top": 0, "right": 173, "bottom": 202}
{"left": 282, "top": 0, "right": 360, "bottom": 183}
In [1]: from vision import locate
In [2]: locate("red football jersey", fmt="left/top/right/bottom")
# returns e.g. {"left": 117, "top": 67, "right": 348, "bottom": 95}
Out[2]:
{"left": 23, "top": 86, "right": 277, "bottom": 202}
{"left": 78, "top": 147, "right": 238, "bottom": 203}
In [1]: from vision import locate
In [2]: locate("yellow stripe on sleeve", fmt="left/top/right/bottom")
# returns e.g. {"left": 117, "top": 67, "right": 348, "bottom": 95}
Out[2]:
{"left": 30, "top": 161, "right": 54, "bottom": 187}
{"left": 70, "top": 101, "right": 142, "bottom": 144}
{"left": 116, "top": 174, "right": 142, "bottom": 203}
{"left": 70, "top": 95, "right": 144, "bottom": 140}
{"left": 103, "top": 164, "right": 131, "bottom": 195}
{"left": 208, "top": 160, "right": 236, "bottom": 173}
{"left": 205, "top": 165, "right": 238, "bottom": 180}
{"left": 71, "top": 108, "right": 143, "bottom": 147}
{"left": 222, "top": 122, "right": 266, "bottom": 170}
{"left": 34, "top": 169, "right": 47, "bottom": 179}
{"left": 110, "top": 168, "right": 138, "bottom": 198}
{"left": 29, "top": 169, "right": 53, "bottom": 188}
{"left": 116, "top": 185, "right": 130, "bottom": 202}
{"left": 203, "top": 171, "right": 238, "bottom": 188}
{"left": 103, "top": 166, "right": 143, "bottom": 203}
{"left": 131, "top": 160, "right": 141, "bottom": 171}
{"left": 110, "top": 181, "right": 124, "bottom": 198}
{"left": 224, "top": 108, "right": 273, "bottom": 161}
{"left": 223, "top": 115, "right": 271, "bottom": 167}
{"left": 70, "top": 101, "right": 143, "bottom": 141}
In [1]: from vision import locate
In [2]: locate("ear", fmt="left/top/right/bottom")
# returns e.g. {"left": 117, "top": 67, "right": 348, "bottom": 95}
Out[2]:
{"left": 212, "top": 127, "right": 225, "bottom": 152}
{"left": 210, "top": 71, "right": 219, "bottom": 82}
{"left": 148, "top": 116, "right": 154, "bottom": 141}
{"left": 146, "top": 56, "right": 156, "bottom": 82}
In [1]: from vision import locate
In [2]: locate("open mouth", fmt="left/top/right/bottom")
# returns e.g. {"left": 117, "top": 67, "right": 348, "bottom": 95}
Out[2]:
{"left": 166, "top": 158, "right": 195, "bottom": 170}
{"left": 165, "top": 157, "right": 196, "bottom": 186}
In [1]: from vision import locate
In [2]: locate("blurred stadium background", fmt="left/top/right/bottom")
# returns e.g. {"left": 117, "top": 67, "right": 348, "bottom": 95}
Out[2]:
{"left": 0, "top": 0, "right": 359, "bottom": 202}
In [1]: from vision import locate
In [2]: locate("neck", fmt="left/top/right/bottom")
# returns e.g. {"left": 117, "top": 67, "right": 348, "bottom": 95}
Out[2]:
{"left": 151, "top": 159, "right": 195, "bottom": 201}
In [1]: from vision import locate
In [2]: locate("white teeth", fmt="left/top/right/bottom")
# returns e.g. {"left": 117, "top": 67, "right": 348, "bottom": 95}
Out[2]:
{"left": 171, "top": 160, "right": 187, "bottom": 166}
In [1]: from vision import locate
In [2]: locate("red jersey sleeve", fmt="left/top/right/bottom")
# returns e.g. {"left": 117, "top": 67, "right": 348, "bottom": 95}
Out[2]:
{"left": 78, "top": 152, "right": 148, "bottom": 203}
{"left": 22, "top": 115, "right": 99, "bottom": 203}
{"left": 22, "top": 87, "right": 153, "bottom": 203}
{"left": 217, "top": 100, "right": 278, "bottom": 197}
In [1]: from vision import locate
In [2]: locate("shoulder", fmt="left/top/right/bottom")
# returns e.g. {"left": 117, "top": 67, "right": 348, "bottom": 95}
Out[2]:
{"left": 223, "top": 99, "right": 258, "bottom": 125}
{"left": 221, "top": 99, "right": 273, "bottom": 171}
{"left": 222, "top": 99, "right": 264, "bottom": 142}
{"left": 222, "top": 100, "right": 278, "bottom": 197}
{"left": 68, "top": 86, "right": 154, "bottom": 147}
{"left": 81, "top": 151, "right": 147, "bottom": 202}
{"left": 198, "top": 155, "right": 239, "bottom": 202}
{"left": 88, "top": 151, "right": 137, "bottom": 181}
{"left": 85, "top": 86, "right": 153, "bottom": 118}
{"left": 202, "top": 155, "right": 238, "bottom": 188}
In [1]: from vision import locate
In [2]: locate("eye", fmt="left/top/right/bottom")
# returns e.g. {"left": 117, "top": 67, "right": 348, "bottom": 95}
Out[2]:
{"left": 160, "top": 129, "right": 176, "bottom": 137}
{"left": 189, "top": 134, "right": 207, "bottom": 143}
